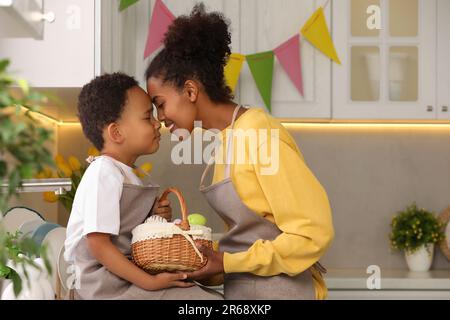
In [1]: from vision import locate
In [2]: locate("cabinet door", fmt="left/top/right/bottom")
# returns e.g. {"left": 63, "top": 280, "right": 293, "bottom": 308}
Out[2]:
{"left": 0, "top": 0, "right": 98, "bottom": 87}
{"left": 239, "top": 0, "right": 331, "bottom": 119}
{"left": 0, "top": 0, "right": 44, "bottom": 38}
{"left": 437, "top": 0, "right": 450, "bottom": 120}
{"left": 333, "top": 0, "right": 436, "bottom": 120}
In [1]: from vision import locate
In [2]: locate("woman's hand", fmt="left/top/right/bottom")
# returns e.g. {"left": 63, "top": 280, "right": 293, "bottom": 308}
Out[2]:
{"left": 142, "top": 272, "right": 195, "bottom": 291}
{"left": 186, "top": 243, "right": 224, "bottom": 281}
{"left": 152, "top": 198, "right": 172, "bottom": 221}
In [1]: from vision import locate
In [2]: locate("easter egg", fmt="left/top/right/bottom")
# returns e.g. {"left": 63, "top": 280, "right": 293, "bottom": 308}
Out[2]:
{"left": 188, "top": 213, "right": 207, "bottom": 226}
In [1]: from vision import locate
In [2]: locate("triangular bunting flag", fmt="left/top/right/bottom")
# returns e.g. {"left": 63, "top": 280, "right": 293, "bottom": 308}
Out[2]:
{"left": 246, "top": 51, "right": 275, "bottom": 112}
{"left": 274, "top": 35, "right": 304, "bottom": 97}
{"left": 143, "top": 0, "right": 175, "bottom": 59}
{"left": 224, "top": 53, "right": 246, "bottom": 92}
{"left": 119, "top": 0, "right": 139, "bottom": 12}
{"left": 301, "top": 7, "right": 341, "bottom": 64}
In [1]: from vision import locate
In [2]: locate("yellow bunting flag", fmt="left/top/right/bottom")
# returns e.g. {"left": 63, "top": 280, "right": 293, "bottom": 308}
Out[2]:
{"left": 224, "top": 53, "right": 246, "bottom": 92}
{"left": 301, "top": 7, "right": 341, "bottom": 64}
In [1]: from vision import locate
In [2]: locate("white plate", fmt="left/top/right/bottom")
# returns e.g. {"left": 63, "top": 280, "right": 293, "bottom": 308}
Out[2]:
{"left": 1, "top": 207, "right": 45, "bottom": 233}
{"left": 41, "top": 227, "right": 67, "bottom": 292}
{"left": 31, "top": 223, "right": 60, "bottom": 247}
{"left": 18, "top": 219, "right": 46, "bottom": 239}
{"left": 57, "top": 245, "right": 73, "bottom": 295}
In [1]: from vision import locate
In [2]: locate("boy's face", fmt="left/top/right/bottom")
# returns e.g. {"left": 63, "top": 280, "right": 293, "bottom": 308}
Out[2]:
{"left": 117, "top": 86, "right": 161, "bottom": 155}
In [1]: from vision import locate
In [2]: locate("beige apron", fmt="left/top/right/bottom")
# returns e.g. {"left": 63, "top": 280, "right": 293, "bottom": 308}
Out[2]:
{"left": 199, "top": 106, "right": 323, "bottom": 300}
{"left": 72, "top": 157, "right": 222, "bottom": 300}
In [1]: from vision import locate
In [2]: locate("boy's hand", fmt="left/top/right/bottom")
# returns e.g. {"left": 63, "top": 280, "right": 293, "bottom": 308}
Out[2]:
{"left": 143, "top": 272, "right": 195, "bottom": 290}
{"left": 152, "top": 198, "right": 172, "bottom": 221}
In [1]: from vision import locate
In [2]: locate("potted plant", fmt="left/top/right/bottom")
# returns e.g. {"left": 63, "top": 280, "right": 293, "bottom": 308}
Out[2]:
{"left": 1, "top": 58, "right": 54, "bottom": 297}
{"left": 0, "top": 231, "right": 52, "bottom": 298}
{"left": 390, "top": 203, "right": 446, "bottom": 272}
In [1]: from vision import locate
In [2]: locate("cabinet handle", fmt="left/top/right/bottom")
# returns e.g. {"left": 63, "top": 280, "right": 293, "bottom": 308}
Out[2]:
{"left": 442, "top": 106, "right": 448, "bottom": 113}
{"left": 31, "top": 11, "right": 56, "bottom": 23}
{"left": 427, "top": 106, "right": 434, "bottom": 112}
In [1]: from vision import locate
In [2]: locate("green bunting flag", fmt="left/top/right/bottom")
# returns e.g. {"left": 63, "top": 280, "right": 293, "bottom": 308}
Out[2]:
{"left": 246, "top": 51, "right": 275, "bottom": 112}
{"left": 119, "top": 0, "right": 140, "bottom": 12}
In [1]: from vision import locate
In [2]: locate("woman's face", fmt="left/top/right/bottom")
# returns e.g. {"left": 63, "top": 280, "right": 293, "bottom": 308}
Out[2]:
{"left": 146, "top": 77, "right": 198, "bottom": 135}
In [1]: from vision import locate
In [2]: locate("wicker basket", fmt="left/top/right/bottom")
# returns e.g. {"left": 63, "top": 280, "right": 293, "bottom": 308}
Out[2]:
{"left": 131, "top": 187, "right": 212, "bottom": 274}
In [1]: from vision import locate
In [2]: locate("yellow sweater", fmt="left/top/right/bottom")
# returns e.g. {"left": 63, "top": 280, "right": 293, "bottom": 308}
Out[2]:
{"left": 212, "top": 107, "right": 334, "bottom": 300}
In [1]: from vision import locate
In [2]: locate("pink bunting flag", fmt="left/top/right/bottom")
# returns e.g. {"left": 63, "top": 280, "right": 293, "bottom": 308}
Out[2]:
{"left": 274, "top": 35, "right": 304, "bottom": 97}
{"left": 143, "top": 0, "right": 175, "bottom": 59}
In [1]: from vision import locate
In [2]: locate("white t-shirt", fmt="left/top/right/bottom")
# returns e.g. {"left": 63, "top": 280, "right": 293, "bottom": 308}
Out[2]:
{"left": 64, "top": 155, "right": 145, "bottom": 262}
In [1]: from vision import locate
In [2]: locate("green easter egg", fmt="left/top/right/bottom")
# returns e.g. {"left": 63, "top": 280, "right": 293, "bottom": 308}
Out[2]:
{"left": 188, "top": 213, "right": 207, "bottom": 226}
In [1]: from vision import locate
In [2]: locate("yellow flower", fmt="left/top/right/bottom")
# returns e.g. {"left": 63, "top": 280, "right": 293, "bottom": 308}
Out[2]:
{"left": 43, "top": 191, "right": 58, "bottom": 203}
{"left": 132, "top": 162, "right": 153, "bottom": 179}
{"left": 44, "top": 166, "right": 55, "bottom": 178}
{"left": 88, "top": 147, "right": 101, "bottom": 157}
{"left": 54, "top": 154, "right": 67, "bottom": 166}
{"left": 133, "top": 168, "right": 145, "bottom": 178}
{"left": 68, "top": 156, "right": 81, "bottom": 171}
{"left": 57, "top": 162, "right": 73, "bottom": 178}
{"left": 139, "top": 162, "right": 153, "bottom": 173}
{"left": 35, "top": 166, "right": 56, "bottom": 179}
{"left": 35, "top": 171, "right": 46, "bottom": 179}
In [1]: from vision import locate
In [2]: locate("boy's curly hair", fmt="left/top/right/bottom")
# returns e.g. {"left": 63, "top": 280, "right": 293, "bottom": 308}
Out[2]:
{"left": 145, "top": 3, "right": 233, "bottom": 103}
{"left": 77, "top": 73, "right": 138, "bottom": 150}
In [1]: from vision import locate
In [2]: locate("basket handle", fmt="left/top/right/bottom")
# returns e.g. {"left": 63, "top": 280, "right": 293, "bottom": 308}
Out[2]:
{"left": 159, "top": 187, "right": 190, "bottom": 231}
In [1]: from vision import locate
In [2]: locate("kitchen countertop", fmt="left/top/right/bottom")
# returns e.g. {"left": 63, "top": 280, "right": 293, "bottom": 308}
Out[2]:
{"left": 210, "top": 234, "right": 450, "bottom": 291}
{"left": 324, "top": 269, "right": 450, "bottom": 290}
{"left": 206, "top": 269, "right": 450, "bottom": 291}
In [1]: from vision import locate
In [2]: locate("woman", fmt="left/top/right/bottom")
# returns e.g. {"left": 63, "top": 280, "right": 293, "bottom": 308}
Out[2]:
{"left": 145, "top": 4, "right": 334, "bottom": 300}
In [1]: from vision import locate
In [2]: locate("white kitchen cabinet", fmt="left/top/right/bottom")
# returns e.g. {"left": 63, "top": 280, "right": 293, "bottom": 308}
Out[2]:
{"left": 437, "top": 0, "right": 450, "bottom": 120}
{"left": 332, "top": 0, "right": 437, "bottom": 120}
{"left": 0, "top": 0, "right": 101, "bottom": 87}
{"left": 0, "top": 0, "right": 45, "bottom": 38}
{"left": 4, "top": 0, "right": 448, "bottom": 122}
{"left": 239, "top": 0, "right": 331, "bottom": 119}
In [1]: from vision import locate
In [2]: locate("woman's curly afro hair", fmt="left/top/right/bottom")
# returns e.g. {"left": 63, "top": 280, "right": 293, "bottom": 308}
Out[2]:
{"left": 145, "top": 3, "right": 233, "bottom": 103}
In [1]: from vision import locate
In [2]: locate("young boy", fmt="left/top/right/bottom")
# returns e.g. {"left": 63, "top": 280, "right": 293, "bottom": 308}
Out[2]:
{"left": 64, "top": 73, "right": 222, "bottom": 300}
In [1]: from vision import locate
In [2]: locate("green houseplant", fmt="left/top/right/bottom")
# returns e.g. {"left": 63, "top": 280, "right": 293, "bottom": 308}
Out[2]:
{"left": 1, "top": 58, "right": 54, "bottom": 296}
{"left": 390, "top": 203, "right": 445, "bottom": 271}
